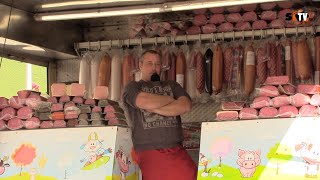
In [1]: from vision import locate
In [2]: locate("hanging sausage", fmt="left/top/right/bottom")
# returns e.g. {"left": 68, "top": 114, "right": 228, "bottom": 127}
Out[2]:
{"left": 204, "top": 48, "right": 213, "bottom": 95}
{"left": 212, "top": 44, "right": 223, "bottom": 94}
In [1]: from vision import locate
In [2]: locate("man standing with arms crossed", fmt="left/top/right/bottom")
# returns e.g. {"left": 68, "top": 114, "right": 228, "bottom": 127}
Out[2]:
{"left": 122, "top": 50, "right": 197, "bottom": 180}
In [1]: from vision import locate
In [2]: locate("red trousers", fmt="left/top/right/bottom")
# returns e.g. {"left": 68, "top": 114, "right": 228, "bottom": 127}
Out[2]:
{"left": 132, "top": 145, "right": 198, "bottom": 180}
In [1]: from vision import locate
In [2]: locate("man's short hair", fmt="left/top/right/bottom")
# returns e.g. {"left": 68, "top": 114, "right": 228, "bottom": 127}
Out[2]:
{"left": 140, "top": 49, "right": 162, "bottom": 62}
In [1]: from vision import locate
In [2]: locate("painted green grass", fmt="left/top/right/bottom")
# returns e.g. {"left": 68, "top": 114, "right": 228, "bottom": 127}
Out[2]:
{"left": 197, "top": 164, "right": 313, "bottom": 180}
{"left": 0, "top": 172, "right": 57, "bottom": 180}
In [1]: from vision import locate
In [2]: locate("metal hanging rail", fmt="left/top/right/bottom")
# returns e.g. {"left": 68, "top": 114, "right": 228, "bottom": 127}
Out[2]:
{"left": 75, "top": 26, "right": 320, "bottom": 52}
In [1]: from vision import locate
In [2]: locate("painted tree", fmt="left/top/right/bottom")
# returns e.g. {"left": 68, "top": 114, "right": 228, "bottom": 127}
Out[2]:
{"left": 210, "top": 137, "right": 233, "bottom": 167}
{"left": 11, "top": 144, "right": 36, "bottom": 176}
{"left": 267, "top": 143, "right": 293, "bottom": 175}
{"left": 38, "top": 153, "right": 48, "bottom": 173}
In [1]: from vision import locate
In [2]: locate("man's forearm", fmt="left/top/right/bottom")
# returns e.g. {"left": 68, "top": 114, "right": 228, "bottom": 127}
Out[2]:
{"left": 150, "top": 98, "right": 191, "bottom": 116}
{"left": 136, "top": 92, "right": 175, "bottom": 110}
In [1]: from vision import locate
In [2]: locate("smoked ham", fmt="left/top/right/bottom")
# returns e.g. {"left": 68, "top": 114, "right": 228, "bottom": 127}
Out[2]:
{"left": 176, "top": 50, "right": 186, "bottom": 88}
{"left": 224, "top": 47, "right": 233, "bottom": 90}
{"left": 297, "top": 39, "right": 313, "bottom": 81}
{"left": 212, "top": 45, "right": 223, "bottom": 94}
{"left": 195, "top": 52, "right": 205, "bottom": 94}
{"left": 186, "top": 51, "right": 197, "bottom": 99}
{"left": 244, "top": 44, "right": 256, "bottom": 96}
{"left": 284, "top": 40, "right": 294, "bottom": 83}
{"left": 204, "top": 48, "right": 213, "bottom": 95}
{"left": 97, "top": 53, "right": 112, "bottom": 87}
{"left": 122, "top": 53, "right": 134, "bottom": 89}
{"left": 110, "top": 54, "right": 122, "bottom": 101}
{"left": 90, "top": 54, "right": 101, "bottom": 98}
{"left": 167, "top": 52, "right": 176, "bottom": 81}
{"left": 315, "top": 36, "right": 320, "bottom": 84}
{"left": 256, "top": 47, "right": 267, "bottom": 85}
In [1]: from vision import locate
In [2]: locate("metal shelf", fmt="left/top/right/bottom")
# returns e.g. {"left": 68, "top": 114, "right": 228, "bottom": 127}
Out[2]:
{"left": 75, "top": 26, "right": 320, "bottom": 53}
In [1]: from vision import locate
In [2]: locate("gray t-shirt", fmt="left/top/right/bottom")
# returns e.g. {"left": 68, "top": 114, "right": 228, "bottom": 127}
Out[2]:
{"left": 122, "top": 80, "right": 191, "bottom": 151}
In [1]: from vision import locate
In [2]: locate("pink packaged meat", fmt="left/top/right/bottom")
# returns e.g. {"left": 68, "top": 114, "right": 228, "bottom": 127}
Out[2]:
{"left": 209, "top": 14, "right": 226, "bottom": 24}
{"left": 201, "top": 24, "right": 217, "bottom": 34}
{"left": 47, "top": 97, "right": 58, "bottom": 103}
{"left": 0, "top": 97, "right": 9, "bottom": 109}
{"left": 252, "top": 20, "right": 267, "bottom": 30}
{"left": 40, "top": 121, "right": 54, "bottom": 129}
{"left": 193, "top": 14, "right": 207, "bottom": 26}
{"left": 265, "top": 76, "right": 289, "bottom": 85}
{"left": 299, "top": 105, "right": 318, "bottom": 117}
{"left": 260, "top": 11, "right": 277, "bottom": 21}
{"left": 0, "top": 107, "right": 16, "bottom": 121}
{"left": 226, "top": 13, "right": 242, "bottom": 23}
{"left": 310, "top": 94, "right": 320, "bottom": 106}
{"left": 250, "top": 96, "right": 271, "bottom": 109}
{"left": 270, "top": 19, "right": 285, "bottom": 29}
{"left": 259, "top": 107, "right": 278, "bottom": 118}
{"left": 218, "top": 22, "right": 234, "bottom": 32}
{"left": 242, "top": 4, "right": 257, "bottom": 12}
{"left": 25, "top": 117, "right": 40, "bottom": 129}
{"left": 257, "top": 85, "right": 280, "bottom": 97}
{"left": 209, "top": 7, "right": 224, "bottom": 14}
{"left": 51, "top": 103, "right": 64, "bottom": 112}
{"left": 17, "top": 106, "right": 33, "bottom": 119}
{"left": 9, "top": 96, "right": 23, "bottom": 109}
{"left": 290, "top": 93, "right": 311, "bottom": 107}
{"left": 260, "top": 2, "right": 276, "bottom": 10}
{"left": 216, "top": 111, "right": 239, "bottom": 121}
{"left": 239, "top": 108, "right": 258, "bottom": 120}
{"left": 221, "top": 102, "right": 244, "bottom": 111}
{"left": 271, "top": 95, "right": 291, "bottom": 108}
{"left": 235, "top": 22, "right": 251, "bottom": 31}
{"left": 278, "top": 105, "right": 298, "bottom": 118}
{"left": 7, "top": 118, "right": 24, "bottom": 130}
{"left": 297, "top": 85, "right": 320, "bottom": 95}
{"left": 242, "top": 12, "right": 258, "bottom": 22}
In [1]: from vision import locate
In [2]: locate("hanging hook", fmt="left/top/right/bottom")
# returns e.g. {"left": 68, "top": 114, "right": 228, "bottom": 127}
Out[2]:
{"left": 242, "top": 30, "right": 245, "bottom": 41}
{"left": 222, "top": 32, "right": 224, "bottom": 41}
{"left": 260, "top": 29, "right": 263, "bottom": 40}
{"left": 295, "top": 27, "right": 298, "bottom": 36}
{"left": 232, "top": 31, "right": 235, "bottom": 41}
{"left": 155, "top": 37, "right": 158, "bottom": 46}
{"left": 272, "top": 28, "right": 275, "bottom": 37}
{"left": 127, "top": 38, "right": 130, "bottom": 48}
{"left": 304, "top": 26, "right": 307, "bottom": 36}
{"left": 283, "top": 28, "right": 286, "bottom": 38}
{"left": 87, "top": 41, "right": 91, "bottom": 52}
{"left": 184, "top": 35, "right": 188, "bottom": 44}
{"left": 140, "top": 38, "right": 142, "bottom": 48}
{"left": 172, "top": 36, "right": 176, "bottom": 45}
{"left": 198, "top": 34, "right": 201, "bottom": 42}
{"left": 211, "top": 33, "right": 214, "bottom": 43}
{"left": 98, "top": 41, "right": 101, "bottom": 51}
{"left": 251, "top": 29, "right": 254, "bottom": 40}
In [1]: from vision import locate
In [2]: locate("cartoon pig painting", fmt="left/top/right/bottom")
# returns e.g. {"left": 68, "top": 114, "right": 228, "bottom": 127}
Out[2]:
{"left": 237, "top": 149, "right": 261, "bottom": 178}
{"left": 295, "top": 142, "right": 320, "bottom": 178}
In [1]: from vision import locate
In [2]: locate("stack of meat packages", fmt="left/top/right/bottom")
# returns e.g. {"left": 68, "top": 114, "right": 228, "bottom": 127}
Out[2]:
{"left": 0, "top": 83, "right": 127, "bottom": 131}
{"left": 215, "top": 33, "right": 320, "bottom": 121}
{"left": 0, "top": 90, "right": 43, "bottom": 130}
{"left": 130, "top": 1, "right": 301, "bottom": 38}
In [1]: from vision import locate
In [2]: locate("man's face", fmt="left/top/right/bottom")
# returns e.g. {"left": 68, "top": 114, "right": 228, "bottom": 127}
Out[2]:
{"left": 139, "top": 53, "right": 161, "bottom": 81}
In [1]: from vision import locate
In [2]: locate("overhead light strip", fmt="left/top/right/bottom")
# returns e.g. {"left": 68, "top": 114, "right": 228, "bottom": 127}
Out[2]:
{"left": 169, "top": 0, "right": 286, "bottom": 11}
{"left": 41, "top": 0, "right": 148, "bottom": 9}
{"left": 35, "top": 0, "right": 290, "bottom": 21}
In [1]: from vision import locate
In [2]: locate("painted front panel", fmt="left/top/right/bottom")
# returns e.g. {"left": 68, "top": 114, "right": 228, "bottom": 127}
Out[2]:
{"left": 113, "top": 128, "right": 139, "bottom": 180}
{"left": 198, "top": 117, "right": 320, "bottom": 180}
{"left": 0, "top": 126, "right": 118, "bottom": 180}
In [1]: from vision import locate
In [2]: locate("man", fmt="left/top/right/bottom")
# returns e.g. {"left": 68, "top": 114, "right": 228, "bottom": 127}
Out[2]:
{"left": 122, "top": 49, "right": 197, "bottom": 180}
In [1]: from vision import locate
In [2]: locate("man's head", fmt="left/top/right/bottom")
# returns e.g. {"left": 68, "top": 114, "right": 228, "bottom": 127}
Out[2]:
{"left": 139, "top": 50, "right": 162, "bottom": 81}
